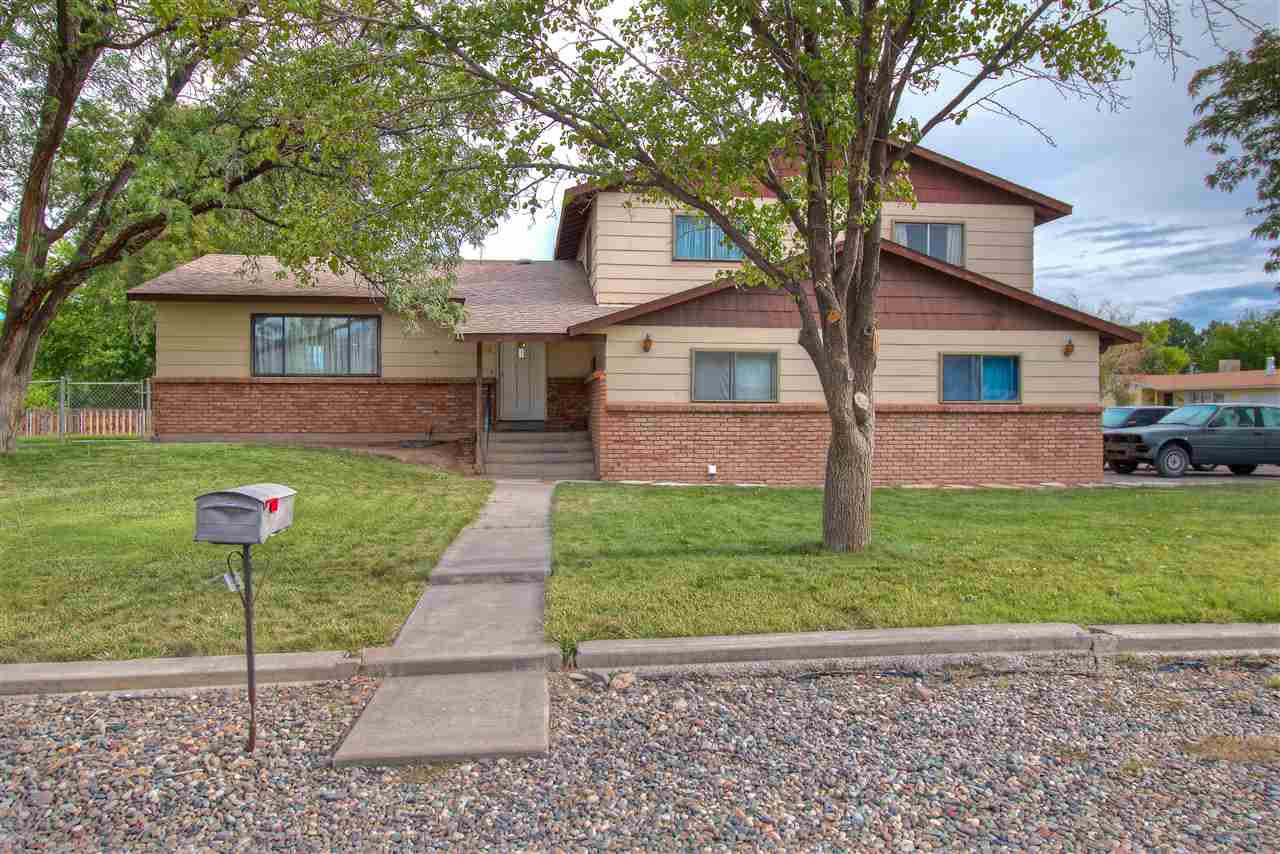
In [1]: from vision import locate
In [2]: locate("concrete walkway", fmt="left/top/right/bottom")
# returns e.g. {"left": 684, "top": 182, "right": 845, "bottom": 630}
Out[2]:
{"left": 335, "top": 481, "right": 558, "bottom": 766}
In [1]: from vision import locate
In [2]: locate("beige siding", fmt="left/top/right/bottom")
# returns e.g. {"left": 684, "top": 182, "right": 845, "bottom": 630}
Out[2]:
{"left": 882, "top": 202, "right": 1035, "bottom": 291}
{"left": 154, "top": 301, "right": 495, "bottom": 379}
{"left": 604, "top": 326, "right": 1098, "bottom": 405}
{"left": 547, "top": 340, "right": 595, "bottom": 378}
{"left": 587, "top": 192, "right": 1039, "bottom": 305}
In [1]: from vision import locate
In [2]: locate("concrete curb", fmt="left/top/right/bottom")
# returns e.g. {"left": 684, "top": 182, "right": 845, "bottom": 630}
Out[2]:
{"left": 362, "top": 644, "right": 562, "bottom": 677}
{"left": 0, "top": 651, "right": 359, "bottom": 696}
{"left": 575, "top": 623, "right": 1280, "bottom": 671}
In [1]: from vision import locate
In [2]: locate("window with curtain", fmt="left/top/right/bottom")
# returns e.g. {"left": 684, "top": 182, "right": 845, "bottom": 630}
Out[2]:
{"left": 674, "top": 215, "right": 746, "bottom": 261}
{"left": 692, "top": 351, "right": 778, "bottom": 402}
{"left": 251, "top": 315, "right": 380, "bottom": 377}
{"left": 893, "top": 222, "right": 964, "bottom": 265}
{"left": 941, "top": 354, "right": 1020, "bottom": 402}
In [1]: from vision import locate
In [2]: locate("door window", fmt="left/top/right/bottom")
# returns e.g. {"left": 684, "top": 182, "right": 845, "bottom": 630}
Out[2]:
{"left": 1261, "top": 407, "right": 1280, "bottom": 428}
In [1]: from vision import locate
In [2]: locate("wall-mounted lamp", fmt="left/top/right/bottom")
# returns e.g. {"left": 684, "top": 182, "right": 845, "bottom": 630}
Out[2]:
{"left": 516, "top": 342, "right": 528, "bottom": 360}
{"left": 1063, "top": 336, "right": 1075, "bottom": 358}
{"left": 642, "top": 334, "right": 654, "bottom": 353}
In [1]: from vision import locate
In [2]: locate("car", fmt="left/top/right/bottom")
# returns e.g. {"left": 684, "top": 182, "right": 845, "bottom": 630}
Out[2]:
{"left": 1102, "top": 406, "right": 1174, "bottom": 430}
{"left": 1103, "top": 403, "right": 1280, "bottom": 477}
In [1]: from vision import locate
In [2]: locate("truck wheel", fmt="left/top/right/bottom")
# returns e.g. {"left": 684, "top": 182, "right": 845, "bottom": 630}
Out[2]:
{"left": 1156, "top": 445, "right": 1190, "bottom": 478}
{"left": 1110, "top": 461, "right": 1138, "bottom": 475}
{"left": 1229, "top": 464, "right": 1257, "bottom": 476}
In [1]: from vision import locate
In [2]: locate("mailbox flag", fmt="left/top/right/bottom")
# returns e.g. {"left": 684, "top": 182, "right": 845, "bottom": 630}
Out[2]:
{"left": 266, "top": 498, "right": 279, "bottom": 513}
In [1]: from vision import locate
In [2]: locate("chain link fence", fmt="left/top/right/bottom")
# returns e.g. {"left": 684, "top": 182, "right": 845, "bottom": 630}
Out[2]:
{"left": 20, "top": 379, "right": 151, "bottom": 439}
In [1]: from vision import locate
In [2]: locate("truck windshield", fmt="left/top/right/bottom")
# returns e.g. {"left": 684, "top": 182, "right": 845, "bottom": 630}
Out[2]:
{"left": 1102, "top": 408, "right": 1133, "bottom": 427}
{"left": 1158, "top": 405, "right": 1217, "bottom": 426}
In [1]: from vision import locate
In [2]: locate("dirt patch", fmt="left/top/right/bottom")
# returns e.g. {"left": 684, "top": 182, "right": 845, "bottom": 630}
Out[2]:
{"left": 337, "top": 440, "right": 475, "bottom": 475}
{"left": 1185, "top": 735, "right": 1280, "bottom": 764}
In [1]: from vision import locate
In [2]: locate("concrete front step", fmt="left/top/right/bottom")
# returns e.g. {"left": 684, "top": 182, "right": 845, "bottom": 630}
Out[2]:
{"left": 485, "top": 448, "right": 594, "bottom": 464}
{"left": 488, "top": 430, "right": 588, "bottom": 445}
{"left": 334, "top": 672, "right": 549, "bottom": 766}
{"left": 486, "top": 462, "right": 596, "bottom": 480}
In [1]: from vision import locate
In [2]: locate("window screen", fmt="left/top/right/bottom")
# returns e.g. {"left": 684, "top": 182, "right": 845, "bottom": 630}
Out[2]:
{"left": 692, "top": 351, "right": 778, "bottom": 401}
{"left": 674, "top": 215, "right": 746, "bottom": 261}
{"left": 893, "top": 222, "right": 964, "bottom": 265}
{"left": 252, "top": 315, "right": 380, "bottom": 377}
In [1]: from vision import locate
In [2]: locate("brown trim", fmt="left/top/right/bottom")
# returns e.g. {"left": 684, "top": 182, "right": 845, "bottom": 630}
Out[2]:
{"left": 605, "top": 401, "right": 1103, "bottom": 414}
{"left": 151, "top": 376, "right": 493, "bottom": 385}
{"left": 464, "top": 332, "right": 606, "bottom": 342}
{"left": 129, "top": 292, "right": 389, "bottom": 304}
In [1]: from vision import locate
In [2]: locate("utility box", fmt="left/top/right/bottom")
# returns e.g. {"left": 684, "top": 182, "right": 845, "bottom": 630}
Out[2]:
{"left": 195, "top": 484, "right": 297, "bottom": 545}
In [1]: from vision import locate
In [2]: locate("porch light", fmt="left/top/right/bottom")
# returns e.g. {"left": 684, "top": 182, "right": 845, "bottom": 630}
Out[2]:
{"left": 516, "top": 342, "right": 528, "bottom": 360}
{"left": 642, "top": 334, "right": 654, "bottom": 353}
{"left": 1063, "top": 336, "right": 1075, "bottom": 357}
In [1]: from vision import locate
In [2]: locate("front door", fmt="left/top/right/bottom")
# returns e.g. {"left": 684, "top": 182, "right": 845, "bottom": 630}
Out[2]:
{"left": 499, "top": 342, "right": 547, "bottom": 421}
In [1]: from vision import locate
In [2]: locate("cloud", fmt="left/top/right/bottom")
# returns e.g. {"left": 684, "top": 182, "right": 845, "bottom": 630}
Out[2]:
{"left": 1059, "top": 222, "right": 1208, "bottom": 242}
{"left": 1134, "top": 282, "right": 1279, "bottom": 327}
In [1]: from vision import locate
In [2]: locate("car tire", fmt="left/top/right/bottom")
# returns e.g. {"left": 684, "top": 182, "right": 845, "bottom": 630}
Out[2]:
{"left": 1110, "top": 461, "right": 1139, "bottom": 475}
{"left": 1192, "top": 464, "right": 1217, "bottom": 472}
{"left": 1156, "top": 444, "right": 1190, "bottom": 478}
{"left": 1228, "top": 464, "right": 1258, "bottom": 476}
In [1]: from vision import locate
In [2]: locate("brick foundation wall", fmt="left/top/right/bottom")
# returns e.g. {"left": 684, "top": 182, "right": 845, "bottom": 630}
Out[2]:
{"left": 589, "top": 380, "right": 1103, "bottom": 485}
{"left": 546, "top": 377, "right": 591, "bottom": 431}
{"left": 153, "top": 378, "right": 489, "bottom": 441}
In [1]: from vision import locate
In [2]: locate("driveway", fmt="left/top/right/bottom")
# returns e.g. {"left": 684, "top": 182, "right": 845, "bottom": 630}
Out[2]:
{"left": 1105, "top": 464, "right": 1280, "bottom": 486}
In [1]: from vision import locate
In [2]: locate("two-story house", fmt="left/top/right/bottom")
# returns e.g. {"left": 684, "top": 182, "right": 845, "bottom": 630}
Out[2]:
{"left": 128, "top": 146, "right": 1139, "bottom": 484}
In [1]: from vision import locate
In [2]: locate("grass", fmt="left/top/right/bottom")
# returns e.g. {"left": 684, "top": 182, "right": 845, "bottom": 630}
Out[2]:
{"left": 547, "top": 482, "right": 1280, "bottom": 655}
{"left": 0, "top": 443, "right": 491, "bottom": 663}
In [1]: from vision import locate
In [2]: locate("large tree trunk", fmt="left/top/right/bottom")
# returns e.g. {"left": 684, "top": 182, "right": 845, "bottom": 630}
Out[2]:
{"left": 823, "top": 414, "right": 873, "bottom": 551}
{"left": 0, "top": 332, "right": 37, "bottom": 454}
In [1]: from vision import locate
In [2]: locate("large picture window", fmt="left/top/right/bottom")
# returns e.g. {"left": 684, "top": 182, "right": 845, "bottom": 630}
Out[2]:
{"left": 941, "top": 354, "right": 1020, "bottom": 402}
{"left": 674, "top": 214, "right": 746, "bottom": 261}
{"left": 692, "top": 351, "right": 778, "bottom": 402}
{"left": 251, "top": 314, "right": 380, "bottom": 377}
{"left": 893, "top": 222, "right": 964, "bottom": 265}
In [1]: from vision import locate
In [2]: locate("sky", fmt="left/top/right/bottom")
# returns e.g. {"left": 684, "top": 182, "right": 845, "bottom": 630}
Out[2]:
{"left": 468, "top": 1, "right": 1279, "bottom": 329}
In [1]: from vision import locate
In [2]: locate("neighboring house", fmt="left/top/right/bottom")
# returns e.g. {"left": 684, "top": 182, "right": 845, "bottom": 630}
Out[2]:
{"left": 127, "top": 146, "right": 1139, "bottom": 484}
{"left": 1126, "top": 359, "right": 1280, "bottom": 406}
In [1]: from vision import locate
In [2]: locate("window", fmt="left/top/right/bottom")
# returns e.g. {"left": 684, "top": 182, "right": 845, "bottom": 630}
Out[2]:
{"left": 1261, "top": 407, "right": 1280, "bottom": 428}
{"left": 674, "top": 215, "right": 745, "bottom": 261}
{"left": 692, "top": 351, "right": 778, "bottom": 402}
{"left": 251, "top": 315, "right": 380, "bottom": 377}
{"left": 893, "top": 222, "right": 964, "bottom": 265}
{"left": 1212, "top": 406, "right": 1261, "bottom": 428}
{"left": 941, "top": 354, "right": 1020, "bottom": 402}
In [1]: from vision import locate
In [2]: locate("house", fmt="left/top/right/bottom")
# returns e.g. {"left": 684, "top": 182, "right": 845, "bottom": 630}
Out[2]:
{"left": 1127, "top": 358, "right": 1280, "bottom": 406}
{"left": 126, "top": 146, "right": 1139, "bottom": 485}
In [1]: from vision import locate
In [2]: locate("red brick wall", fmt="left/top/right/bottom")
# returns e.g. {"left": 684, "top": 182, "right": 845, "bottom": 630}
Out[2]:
{"left": 153, "top": 378, "right": 487, "bottom": 438}
{"left": 588, "top": 374, "right": 606, "bottom": 477}
{"left": 589, "top": 383, "right": 1102, "bottom": 485}
{"left": 546, "top": 377, "right": 591, "bottom": 431}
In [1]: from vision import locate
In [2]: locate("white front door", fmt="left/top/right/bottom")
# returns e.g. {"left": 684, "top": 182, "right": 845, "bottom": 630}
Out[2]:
{"left": 499, "top": 342, "right": 547, "bottom": 421}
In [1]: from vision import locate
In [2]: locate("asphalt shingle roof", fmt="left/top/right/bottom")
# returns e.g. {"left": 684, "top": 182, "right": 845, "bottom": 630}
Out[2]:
{"left": 126, "top": 254, "right": 618, "bottom": 335}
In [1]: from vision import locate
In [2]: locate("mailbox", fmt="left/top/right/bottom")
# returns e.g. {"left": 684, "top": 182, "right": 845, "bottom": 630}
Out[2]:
{"left": 195, "top": 483, "right": 296, "bottom": 545}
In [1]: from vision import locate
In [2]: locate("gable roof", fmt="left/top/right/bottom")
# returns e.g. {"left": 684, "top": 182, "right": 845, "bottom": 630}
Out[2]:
{"left": 552, "top": 144, "right": 1072, "bottom": 260}
{"left": 126, "top": 254, "right": 618, "bottom": 336}
{"left": 566, "top": 240, "right": 1141, "bottom": 346}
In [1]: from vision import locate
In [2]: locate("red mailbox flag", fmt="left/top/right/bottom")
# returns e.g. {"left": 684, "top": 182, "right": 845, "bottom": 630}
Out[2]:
{"left": 266, "top": 497, "right": 279, "bottom": 513}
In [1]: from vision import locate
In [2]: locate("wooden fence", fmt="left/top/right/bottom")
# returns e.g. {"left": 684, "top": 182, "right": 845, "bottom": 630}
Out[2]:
{"left": 20, "top": 408, "right": 149, "bottom": 438}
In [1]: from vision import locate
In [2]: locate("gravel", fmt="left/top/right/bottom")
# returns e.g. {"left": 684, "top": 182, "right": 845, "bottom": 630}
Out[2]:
{"left": 3, "top": 659, "right": 1280, "bottom": 850}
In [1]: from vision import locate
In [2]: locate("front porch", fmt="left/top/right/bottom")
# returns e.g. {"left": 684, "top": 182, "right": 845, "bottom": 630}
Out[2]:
{"left": 472, "top": 336, "right": 601, "bottom": 479}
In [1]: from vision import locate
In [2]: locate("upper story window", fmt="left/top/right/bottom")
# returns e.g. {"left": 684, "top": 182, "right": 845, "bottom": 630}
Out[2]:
{"left": 941, "top": 354, "right": 1020, "bottom": 403}
{"left": 894, "top": 222, "right": 964, "bottom": 266}
{"left": 252, "top": 314, "right": 380, "bottom": 377}
{"left": 674, "top": 214, "right": 746, "bottom": 261}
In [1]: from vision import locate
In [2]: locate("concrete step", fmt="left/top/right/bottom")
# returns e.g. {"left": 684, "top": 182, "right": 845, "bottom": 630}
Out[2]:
{"left": 334, "top": 672, "right": 549, "bottom": 766}
{"left": 488, "top": 435, "right": 588, "bottom": 448}
{"left": 485, "top": 448, "right": 595, "bottom": 464}
{"left": 485, "top": 462, "right": 596, "bottom": 480}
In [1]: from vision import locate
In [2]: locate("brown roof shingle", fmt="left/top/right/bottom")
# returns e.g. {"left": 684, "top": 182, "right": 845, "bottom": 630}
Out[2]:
{"left": 126, "top": 254, "right": 619, "bottom": 336}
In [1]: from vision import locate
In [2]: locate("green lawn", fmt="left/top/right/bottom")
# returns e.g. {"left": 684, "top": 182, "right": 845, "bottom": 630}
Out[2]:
{"left": 548, "top": 482, "right": 1280, "bottom": 654}
{"left": 0, "top": 443, "right": 491, "bottom": 663}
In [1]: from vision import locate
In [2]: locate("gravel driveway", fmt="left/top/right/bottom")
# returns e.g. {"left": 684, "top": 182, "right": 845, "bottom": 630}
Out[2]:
{"left": 3, "top": 660, "right": 1279, "bottom": 850}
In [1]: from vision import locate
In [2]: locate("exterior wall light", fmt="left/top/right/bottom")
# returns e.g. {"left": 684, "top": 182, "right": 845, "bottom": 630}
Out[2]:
{"left": 642, "top": 334, "right": 654, "bottom": 353}
{"left": 1063, "top": 337, "right": 1075, "bottom": 358}
{"left": 516, "top": 342, "right": 528, "bottom": 360}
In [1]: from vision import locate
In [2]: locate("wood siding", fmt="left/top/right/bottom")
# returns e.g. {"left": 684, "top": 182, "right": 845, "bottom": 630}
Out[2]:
{"left": 154, "top": 301, "right": 497, "bottom": 379}
{"left": 881, "top": 202, "right": 1034, "bottom": 291}
{"left": 604, "top": 325, "right": 1099, "bottom": 405}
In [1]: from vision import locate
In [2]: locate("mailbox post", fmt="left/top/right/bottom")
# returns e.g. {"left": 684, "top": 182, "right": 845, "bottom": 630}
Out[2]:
{"left": 195, "top": 484, "right": 296, "bottom": 752}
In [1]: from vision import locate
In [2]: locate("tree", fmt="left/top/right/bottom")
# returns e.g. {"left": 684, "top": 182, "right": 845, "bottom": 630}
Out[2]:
{"left": 1197, "top": 310, "right": 1280, "bottom": 370}
{"left": 0, "top": 0, "right": 523, "bottom": 452}
{"left": 1187, "top": 29, "right": 1280, "bottom": 273}
{"left": 1164, "top": 316, "right": 1204, "bottom": 364}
